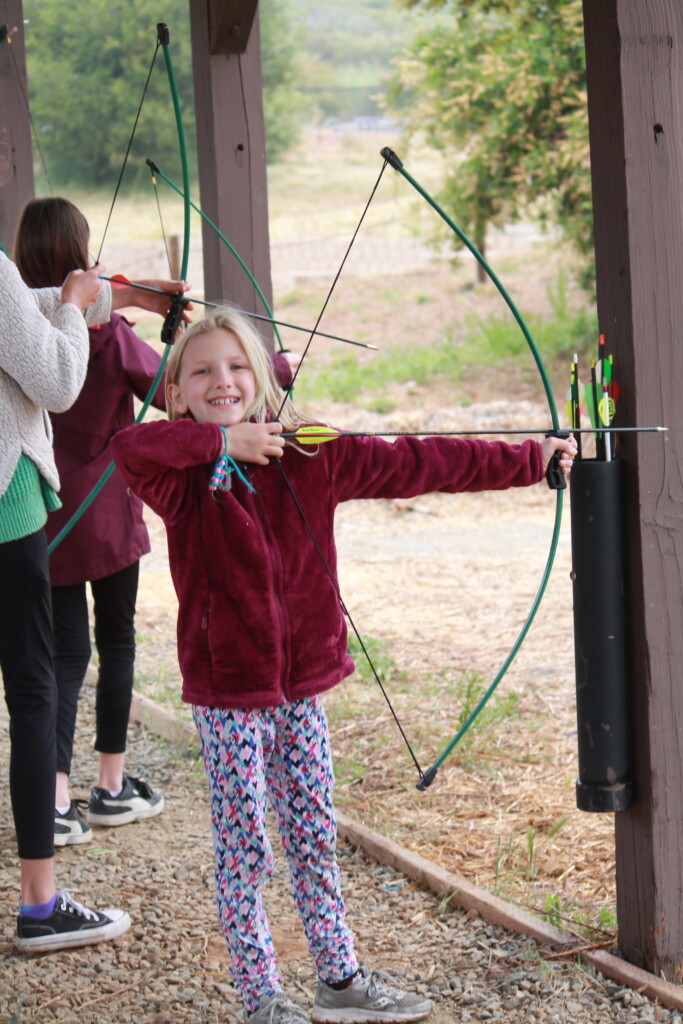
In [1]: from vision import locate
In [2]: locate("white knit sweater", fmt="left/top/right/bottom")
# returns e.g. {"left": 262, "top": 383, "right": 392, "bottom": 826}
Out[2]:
{"left": 0, "top": 251, "right": 112, "bottom": 497}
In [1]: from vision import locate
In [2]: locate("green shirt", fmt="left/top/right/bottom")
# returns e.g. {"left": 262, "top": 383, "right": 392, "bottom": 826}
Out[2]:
{"left": 0, "top": 454, "right": 61, "bottom": 543}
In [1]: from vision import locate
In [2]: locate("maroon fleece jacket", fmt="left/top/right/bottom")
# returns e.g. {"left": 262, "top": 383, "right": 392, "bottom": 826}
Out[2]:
{"left": 111, "top": 419, "right": 544, "bottom": 709}
{"left": 47, "top": 313, "right": 293, "bottom": 585}
{"left": 47, "top": 314, "right": 165, "bottom": 585}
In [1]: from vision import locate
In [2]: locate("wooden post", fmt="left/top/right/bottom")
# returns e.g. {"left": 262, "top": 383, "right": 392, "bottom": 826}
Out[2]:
{"left": 0, "top": 2, "right": 34, "bottom": 252}
{"left": 582, "top": 0, "right": 683, "bottom": 979}
{"left": 188, "top": 0, "right": 274, "bottom": 348}
{"left": 167, "top": 233, "right": 181, "bottom": 280}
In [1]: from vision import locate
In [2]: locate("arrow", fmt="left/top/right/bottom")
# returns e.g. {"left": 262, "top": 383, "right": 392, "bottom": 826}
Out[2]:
{"left": 98, "top": 275, "right": 378, "bottom": 350}
{"left": 284, "top": 424, "right": 666, "bottom": 445}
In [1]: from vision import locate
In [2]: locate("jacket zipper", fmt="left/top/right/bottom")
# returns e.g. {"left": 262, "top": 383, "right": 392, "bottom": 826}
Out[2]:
{"left": 253, "top": 499, "right": 290, "bottom": 700}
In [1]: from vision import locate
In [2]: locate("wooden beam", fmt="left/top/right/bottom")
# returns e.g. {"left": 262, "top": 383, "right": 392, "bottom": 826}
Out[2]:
{"left": 582, "top": 0, "right": 683, "bottom": 980}
{"left": 208, "top": 0, "right": 258, "bottom": 55}
{"left": 189, "top": 0, "right": 274, "bottom": 347}
{"left": 0, "top": 1, "right": 34, "bottom": 252}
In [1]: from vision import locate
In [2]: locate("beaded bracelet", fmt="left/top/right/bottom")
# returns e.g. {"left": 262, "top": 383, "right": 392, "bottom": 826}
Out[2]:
{"left": 209, "top": 426, "right": 256, "bottom": 494}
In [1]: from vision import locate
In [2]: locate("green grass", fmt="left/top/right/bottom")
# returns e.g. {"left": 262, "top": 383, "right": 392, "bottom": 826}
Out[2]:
{"left": 295, "top": 273, "right": 598, "bottom": 407}
{"left": 323, "top": 634, "right": 405, "bottom": 729}
{"left": 467, "top": 273, "right": 599, "bottom": 363}
{"left": 402, "top": 669, "right": 522, "bottom": 762}
{"left": 295, "top": 330, "right": 464, "bottom": 404}
{"left": 540, "top": 892, "right": 617, "bottom": 942}
{"left": 345, "top": 633, "right": 406, "bottom": 689}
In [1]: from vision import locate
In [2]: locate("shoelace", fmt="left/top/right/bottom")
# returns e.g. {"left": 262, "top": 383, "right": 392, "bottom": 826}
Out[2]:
{"left": 256, "top": 993, "right": 308, "bottom": 1024}
{"left": 56, "top": 890, "right": 98, "bottom": 922}
{"left": 361, "top": 966, "right": 404, "bottom": 999}
{"left": 125, "top": 775, "right": 156, "bottom": 799}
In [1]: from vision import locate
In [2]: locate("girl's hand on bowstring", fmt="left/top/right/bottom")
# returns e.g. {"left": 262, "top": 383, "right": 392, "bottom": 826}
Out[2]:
{"left": 61, "top": 267, "right": 103, "bottom": 311}
{"left": 110, "top": 278, "right": 194, "bottom": 324}
{"left": 226, "top": 422, "right": 285, "bottom": 465}
{"left": 540, "top": 434, "right": 578, "bottom": 478}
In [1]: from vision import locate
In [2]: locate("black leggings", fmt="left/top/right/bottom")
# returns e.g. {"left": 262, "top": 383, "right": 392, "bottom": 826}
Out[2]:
{"left": 0, "top": 530, "right": 57, "bottom": 859}
{"left": 51, "top": 561, "right": 139, "bottom": 775}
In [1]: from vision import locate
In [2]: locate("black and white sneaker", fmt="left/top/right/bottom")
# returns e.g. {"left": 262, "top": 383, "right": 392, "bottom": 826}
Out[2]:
{"left": 16, "top": 890, "right": 131, "bottom": 953}
{"left": 54, "top": 800, "right": 93, "bottom": 846}
{"left": 87, "top": 774, "right": 164, "bottom": 826}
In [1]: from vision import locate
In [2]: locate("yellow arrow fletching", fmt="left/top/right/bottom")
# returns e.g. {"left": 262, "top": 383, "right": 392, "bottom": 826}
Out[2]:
{"left": 598, "top": 395, "right": 616, "bottom": 426}
{"left": 294, "top": 424, "right": 343, "bottom": 445}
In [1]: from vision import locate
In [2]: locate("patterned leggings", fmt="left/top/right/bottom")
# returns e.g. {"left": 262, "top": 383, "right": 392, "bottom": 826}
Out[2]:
{"left": 192, "top": 696, "right": 357, "bottom": 1014}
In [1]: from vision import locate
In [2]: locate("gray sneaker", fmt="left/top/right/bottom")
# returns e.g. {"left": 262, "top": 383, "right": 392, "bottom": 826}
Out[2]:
{"left": 311, "top": 964, "right": 432, "bottom": 1023}
{"left": 246, "top": 992, "right": 310, "bottom": 1023}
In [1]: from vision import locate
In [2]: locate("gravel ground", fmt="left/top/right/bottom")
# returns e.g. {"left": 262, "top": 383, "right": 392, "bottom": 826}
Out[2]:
{"left": 1, "top": 688, "right": 681, "bottom": 1024}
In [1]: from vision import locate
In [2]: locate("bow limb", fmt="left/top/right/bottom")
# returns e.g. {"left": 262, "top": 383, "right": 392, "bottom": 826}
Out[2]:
{"left": 130, "top": 23, "right": 194, "bottom": 420}
{"left": 381, "top": 148, "right": 560, "bottom": 431}
{"left": 156, "top": 24, "right": 191, "bottom": 285}
{"left": 92, "top": 26, "right": 193, "bottom": 404}
{"left": 419, "top": 503, "right": 564, "bottom": 787}
{"left": 379, "top": 147, "right": 564, "bottom": 790}
{"left": 146, "top": 159, "right": 285, "bottom": 353}
{"left": 48, "top": 24, "right": 191, "bottom": 556}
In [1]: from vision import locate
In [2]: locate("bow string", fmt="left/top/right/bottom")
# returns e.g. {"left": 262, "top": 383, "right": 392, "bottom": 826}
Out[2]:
{"left": 267, "top": 147, "right": 569, "bottom": 790}
{"left": 48, "top": 22, "right": 191, "bottom": 555}
{"left": 269, "top": 159, "right": 437, "bottom": 786}
{"left": 46, "top": 25, "right": 567, "bottom": 793}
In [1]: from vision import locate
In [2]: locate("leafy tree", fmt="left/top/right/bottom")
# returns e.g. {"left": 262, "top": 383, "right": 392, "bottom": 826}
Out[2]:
{"left": 22, "top": 0, "right": 309, "bottom": 188}
{"left": 385, "top": 0, "right": 592, "bottom": 281}
{"left": 24, "top": 0, "right": 196, "bottom": 188}
{"left": 260, "top": 0, "right": 310, "bottom": 160}
{"left": 288, "top": 0, "right": 427, "bottom": 121}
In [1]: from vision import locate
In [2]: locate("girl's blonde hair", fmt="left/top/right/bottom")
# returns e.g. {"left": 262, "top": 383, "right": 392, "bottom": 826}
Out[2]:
{"left": 165, "top": 307, "right": 304, "bottom": 434}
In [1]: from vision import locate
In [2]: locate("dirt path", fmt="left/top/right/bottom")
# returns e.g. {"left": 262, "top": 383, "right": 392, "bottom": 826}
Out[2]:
{"left": 0, "top": 447, "right": 669, "bottom": 1022}
{"left": 0, "top": 692, "right": 664, "bottom": 1024}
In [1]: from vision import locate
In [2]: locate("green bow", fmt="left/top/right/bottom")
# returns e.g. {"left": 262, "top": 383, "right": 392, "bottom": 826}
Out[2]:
{"left": 48, "top": 23, "right": 191, "bottom": 555}
{"left": 379, "top": 147, "right": 565, "bottom": 788}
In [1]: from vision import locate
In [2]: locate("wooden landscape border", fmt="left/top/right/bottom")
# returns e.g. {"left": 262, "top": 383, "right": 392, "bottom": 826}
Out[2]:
{"left": 131, "top": 691, "right": 683, "bottom": 1011}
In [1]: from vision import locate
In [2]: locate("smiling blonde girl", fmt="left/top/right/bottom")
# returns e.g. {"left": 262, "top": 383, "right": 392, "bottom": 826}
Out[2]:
{"left": 111, "top": 306, "right": 575, "bottom": 1024}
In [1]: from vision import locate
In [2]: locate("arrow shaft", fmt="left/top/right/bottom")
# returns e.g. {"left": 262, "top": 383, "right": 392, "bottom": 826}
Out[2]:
{"left": 284, "top": 426, "right": 666, "bottom": 440}
{"left": 98, "top": 276, "right": 377, "bottom": 350}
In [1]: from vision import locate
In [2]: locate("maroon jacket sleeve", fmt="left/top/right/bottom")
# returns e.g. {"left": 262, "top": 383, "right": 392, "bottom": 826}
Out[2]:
{"left": 325, "top": 434, "right": 545, "bottom": 503}
{"left": 110, "top": 419, "right": 223, "bottom": 523}
{"left": 110, "top": 315, "right": 166, "bottom": 411}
